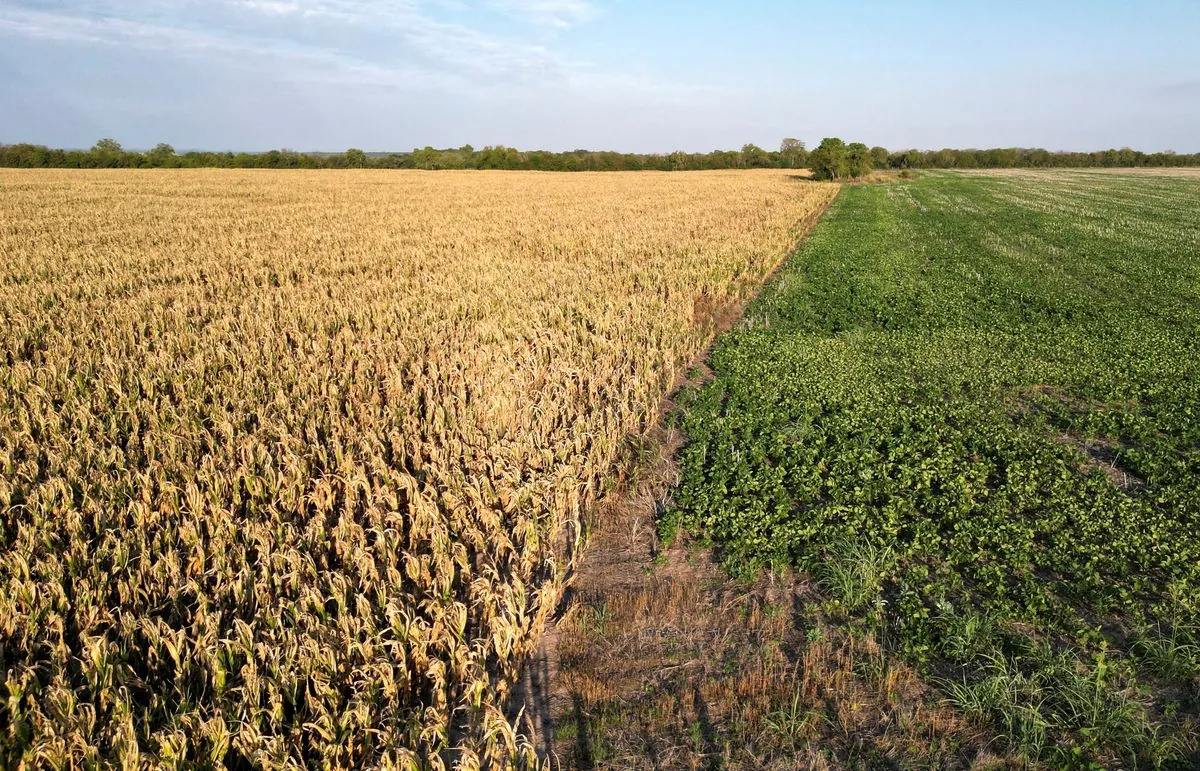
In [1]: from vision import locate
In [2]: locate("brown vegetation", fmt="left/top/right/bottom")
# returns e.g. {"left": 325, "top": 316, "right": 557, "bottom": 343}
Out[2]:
{"left": 0, "top": 169, "right": 835, "bottom": 767}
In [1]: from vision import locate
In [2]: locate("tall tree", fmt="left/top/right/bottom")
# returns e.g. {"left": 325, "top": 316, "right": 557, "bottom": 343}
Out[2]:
{"left": 780, "top": 138, "right": 808, "bottom": 168}
{"left": 147, "top": 143, "right": 177, "bottom": 167}
{"left": 846, "top": 142, "right": 872, "bottom": 177}
{"left": 90, "top": 138, "right": 125, "bottom": 168}
{"left": 740, "top": 143, "right": 769, "bottom": 168}
{"left": 808, "top": 137, "right": 848, "bottom": 181}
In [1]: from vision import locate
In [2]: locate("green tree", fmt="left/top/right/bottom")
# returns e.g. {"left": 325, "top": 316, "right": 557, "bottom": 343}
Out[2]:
{"left": 808, "top": 137, "right": 847, "bottom": 180}
{"left": 870, "top": 146, "right": 889, "bottom": 169}
{"left": 740, "top": 143, "right": 770, "bottom": 168}
{"left": 90, "top": 138, "right": 125, "bottom": 168}
{"left": 954, "top": 151, "right": 978, "bottom": 169}
{"left": 344, "top": 148, "right": 367, "bottom": 168}
{"left": 896, "top": 149, "right": 927, "bottom": 169}
{"left": 846, "top": 142, "right": 872, "bottom": 177}
{"left": 780, "top": 138, "right": 808, "bottom": 168}
{"left": 147, "top": 143, "right": 176, "bottom": 167}
{"left": 476, "top": 145, "right": 522, "bottom": 170}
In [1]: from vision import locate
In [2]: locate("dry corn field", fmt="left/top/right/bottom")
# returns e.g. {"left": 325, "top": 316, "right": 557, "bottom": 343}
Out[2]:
{"left": 0, "top": 169, "right": 835, "bottom": 768}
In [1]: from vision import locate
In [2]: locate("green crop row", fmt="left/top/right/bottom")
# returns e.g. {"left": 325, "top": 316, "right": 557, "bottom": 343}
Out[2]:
{"left": 664, "top": 171, "right": 1200, "bottom": 767}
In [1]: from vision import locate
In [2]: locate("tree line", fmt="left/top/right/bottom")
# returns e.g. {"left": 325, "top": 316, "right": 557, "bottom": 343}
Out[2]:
{"left": 2, "top": 138, "right": 1197, "bottom": 173}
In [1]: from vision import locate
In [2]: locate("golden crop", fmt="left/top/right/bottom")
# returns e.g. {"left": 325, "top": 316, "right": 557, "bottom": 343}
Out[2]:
{"left": 0, "top": 169, "right": 835, "bottom": 768}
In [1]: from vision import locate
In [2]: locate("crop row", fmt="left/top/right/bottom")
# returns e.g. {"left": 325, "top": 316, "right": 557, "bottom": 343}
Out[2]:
{"left": 0, "top": 169, "right": 836, "bottom": 768}
{"left": 665, "top": 170, "right": 1200, "bottom": 766}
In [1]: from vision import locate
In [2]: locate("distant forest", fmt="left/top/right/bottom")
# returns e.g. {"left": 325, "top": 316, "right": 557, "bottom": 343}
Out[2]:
{"left": 3, "top": 138, "right": 1199, "bottom": 173}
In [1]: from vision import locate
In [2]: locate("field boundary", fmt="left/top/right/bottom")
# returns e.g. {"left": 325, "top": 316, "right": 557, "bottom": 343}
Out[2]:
{"left": 506, "top": 185, "right": 841, "bottom": 766}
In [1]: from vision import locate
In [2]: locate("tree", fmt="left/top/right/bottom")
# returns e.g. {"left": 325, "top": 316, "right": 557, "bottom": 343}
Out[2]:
{"left": 954, "top": 151, "right": 978, "bottom": 169}
{"left": 808, "top": 137, "right": 847, "bottom": 180}
{"left": 780, "top": 138, "right": 808, "bottom": 168}
{"left": 926, "top": 148, "right": 955, "bottom": 168}
{"left": 895, "top": 149, "right": 927, "bottom": 169}
{"left": 90, "top": 138, "right": 125, "bottom": 168}
{"left": 846, "top": 142, "right": 872, "bottom": 177}
{"left": 6, "top": 139, "right": 1199, "bottom": 173}
{"left": 740, "top": 143, "right": 769, "bottom": 168}
{"left": 473, "top": 145, "right": 523, "bottom": 170}
{"left": 147, "top": 143, "right": 176, "bottom": 167}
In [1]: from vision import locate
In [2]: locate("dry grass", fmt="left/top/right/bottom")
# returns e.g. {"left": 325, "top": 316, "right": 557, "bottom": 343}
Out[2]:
{"left": 548, "top": 429, "right": 1022, "bottom": 770}
{"left": 0, "top": 168, "right": 835, "bottom": 768}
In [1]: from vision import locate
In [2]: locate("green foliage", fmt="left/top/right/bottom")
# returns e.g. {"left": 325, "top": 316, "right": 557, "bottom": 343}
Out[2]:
{"left": 808, "top": 138, "right": 876, "bottom": 180}
{"left": 1129, "top": 623, "right": 1200, "bottom": 681}
{"left": 845, "top": 142, "right": 872, "bottom": 177}
{"left": 779, "top": 137, "right": 808, "bottom": 168}
{"left": 884, "top": 146, "right": 1200, "bottom": 170}
{"left": 666, "top": 171, "right": 1200, "bottom": 765}
{"left": 808, "top": 137, "right": 848, "bottom": 181}
{"left": 740, "top": 143, "right": 770, "bottom": 168}
{"left": 812, "top": 538, "right": 893, "bottom": 614}
{"left": 4, "top": 141, "right": 1199, "bottom": 172}
{"left": 146, "top": 143, "right": 178, "bottom": 168}
{"left": 0, "top": 138, "right": 854, "bottom": 172}
{"left": 763, "top": 691, "right": 820, "bottom": 748}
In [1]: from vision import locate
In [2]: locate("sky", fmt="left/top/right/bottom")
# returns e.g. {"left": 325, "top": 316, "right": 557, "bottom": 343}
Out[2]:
{"left": 1, "top": 0, "right": 1198, "bottom": 153}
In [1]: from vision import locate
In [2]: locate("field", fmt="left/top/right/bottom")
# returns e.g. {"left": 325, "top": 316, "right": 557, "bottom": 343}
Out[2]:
{"left": 0, "top": 169, "right": 835, "bottom": 768}
{"left": 652, "top": 170, "right": 1200, "bottom": 767}
{"left": 4, "top": 166, "right": 1200, "bottom": 769}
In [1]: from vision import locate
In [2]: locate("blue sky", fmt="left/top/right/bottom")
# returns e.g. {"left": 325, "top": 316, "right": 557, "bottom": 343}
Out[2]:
{"left": 1, "top": 0, "right": 1198, "bottom": 152}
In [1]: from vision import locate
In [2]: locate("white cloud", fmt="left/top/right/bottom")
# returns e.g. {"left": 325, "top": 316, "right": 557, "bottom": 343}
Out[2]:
{"left": 226, "top": 0, "right": 421, "bottom": 22}
{"left": 486, "top": 0, "right": 599, "bottom": 28}
{"left": 0, "top": 9, "right": 229, "bottom": 49}
{"left": 235, "top": 1, "right": 306, "bottom": 15}
{"left": 0, "top": 0, "right": 733, "bottom": 151}
{"left": 0, "top": 2, "right": 566, "bottom": 88}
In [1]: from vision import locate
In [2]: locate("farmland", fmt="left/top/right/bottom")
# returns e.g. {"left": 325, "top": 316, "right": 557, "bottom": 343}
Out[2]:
{"left": 4, "top": 165, "right": 1200, "bottom": 769}
{"left": 0, "top": 169, "right": 835, "bottom": 768}
{"left": 663, "top": 170, "right": 1200, "bottom": 766}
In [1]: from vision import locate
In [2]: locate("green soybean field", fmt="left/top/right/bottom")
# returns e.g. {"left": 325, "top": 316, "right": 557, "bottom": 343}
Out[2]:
{"left": 663, "top": 170, "right": 1200, "bottom": 767}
